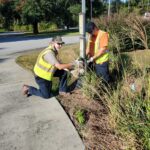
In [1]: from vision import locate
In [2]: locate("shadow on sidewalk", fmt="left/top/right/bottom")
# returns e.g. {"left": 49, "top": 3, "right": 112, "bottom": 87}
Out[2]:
{"left": 0, "top": 58, "right": 9, "bottom": 63}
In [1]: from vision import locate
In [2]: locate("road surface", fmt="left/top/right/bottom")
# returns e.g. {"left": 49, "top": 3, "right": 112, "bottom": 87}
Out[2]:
{"left": 0, "top": 34, "right": 80, "bottom": 57}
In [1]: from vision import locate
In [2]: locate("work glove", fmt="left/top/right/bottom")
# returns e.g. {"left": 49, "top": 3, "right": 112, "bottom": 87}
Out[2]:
{"left": 70, "top": 58, "right": 85, "bottom": 78}
{"left": 70, "top": 67, "right": 85, "bottom": 78}
{"left": 87, "top": 57, "right": 94, "bottom": 64}
{"left": 73, "top": 59, "right": 84, "bottom": 68}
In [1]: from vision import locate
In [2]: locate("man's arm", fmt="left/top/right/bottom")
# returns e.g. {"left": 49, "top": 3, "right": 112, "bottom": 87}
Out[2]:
{"left": 86, "top": 34, "right": 92, "bottom": 57}
{"left": 86, "top": 48, "right": 90, "bottom": 58}
{"left": 44, "top": 51, "right": 73, "bottom": 70}
{"left": 55, "top": 63, "right": 73, "bottom": 70}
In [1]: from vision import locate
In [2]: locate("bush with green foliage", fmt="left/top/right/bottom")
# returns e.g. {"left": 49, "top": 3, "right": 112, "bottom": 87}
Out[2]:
{"left": 13, "top": 24, "right": 32, "bottom": 32}
{"left": 38, "top": 22, "right": 58, "bottom": 32}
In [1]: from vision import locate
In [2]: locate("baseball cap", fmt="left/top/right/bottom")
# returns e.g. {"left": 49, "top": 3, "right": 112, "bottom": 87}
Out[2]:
{"left": 86, "top": 22, "right": 96, "bottom": 34}
{"left": 52, "top": 36, "right": 65, "bottom": 44}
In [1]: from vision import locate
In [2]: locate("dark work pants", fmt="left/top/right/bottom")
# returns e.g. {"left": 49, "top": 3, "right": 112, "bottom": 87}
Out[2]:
{"left": 95, "top": 62, "right": 110, "bottom": 83}
{"left": 29, "top": 69, "right": 68, "bottom": 99}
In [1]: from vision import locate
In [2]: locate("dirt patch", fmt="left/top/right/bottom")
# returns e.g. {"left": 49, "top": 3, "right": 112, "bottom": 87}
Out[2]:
{"left": 57, "top": 89, "right": 124, "bottom": 150}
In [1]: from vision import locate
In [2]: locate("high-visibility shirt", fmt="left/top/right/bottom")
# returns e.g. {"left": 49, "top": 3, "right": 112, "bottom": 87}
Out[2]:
{"left": 87, "top": 30, "right": 109, "bottom": 64}
{"left": 34, "top": 45, "right": 56, "bottom": 81}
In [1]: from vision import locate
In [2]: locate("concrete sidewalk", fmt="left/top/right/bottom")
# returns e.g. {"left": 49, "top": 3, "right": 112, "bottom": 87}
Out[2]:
{"left": 0, "top": 56, "right": 85, "bottom": 150}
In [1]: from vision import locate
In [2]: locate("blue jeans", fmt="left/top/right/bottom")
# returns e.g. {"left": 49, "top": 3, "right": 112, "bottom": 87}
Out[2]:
{"left": 95, "top": 62, "right": 110, "bottom": 83}
{"left": 29, "top": 69, "right": 68, "bottom": 99}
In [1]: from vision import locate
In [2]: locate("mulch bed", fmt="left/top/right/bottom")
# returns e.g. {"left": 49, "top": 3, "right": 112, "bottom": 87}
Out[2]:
{"left": 57, "top": 89, "right": 124, "bottom": 150}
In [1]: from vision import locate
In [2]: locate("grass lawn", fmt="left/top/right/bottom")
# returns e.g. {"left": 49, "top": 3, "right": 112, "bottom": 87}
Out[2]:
{"left": 16, "top": 43, "right": 80, "bottom": 72}
{"left": 0, "top": 29, "right": 5, "bottom": 32}
{"left": 26, "top": 29, "right": 79, "bottom": 37}
{"left": 126, "top": 50, "right": 150, "bottom": 68}
{"left": 0, "top": 29, "right": 79, "bottom": 38}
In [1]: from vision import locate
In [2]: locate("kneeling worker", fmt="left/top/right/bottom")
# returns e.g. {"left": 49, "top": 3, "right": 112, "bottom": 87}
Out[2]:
{"left": 22, "top": 36, "right": 74, "bottom": 99}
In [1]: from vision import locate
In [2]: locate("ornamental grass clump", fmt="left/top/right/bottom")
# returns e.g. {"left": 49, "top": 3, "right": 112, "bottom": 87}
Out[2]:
{"left": 81, "top": 52, "right": 150, "bottom": 149}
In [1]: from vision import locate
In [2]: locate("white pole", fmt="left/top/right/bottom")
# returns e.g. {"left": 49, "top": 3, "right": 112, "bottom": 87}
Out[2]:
{"left": 79, "top": 0, "right": 86, "bottom": 70}
{"left": 108, "top": 0, "right": 111, "bottom": 19}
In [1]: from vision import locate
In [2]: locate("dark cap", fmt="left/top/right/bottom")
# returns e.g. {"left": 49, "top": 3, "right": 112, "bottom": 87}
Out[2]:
{"left": 86, "top": 22, "right": 96, "bottom": 34}
{"left": 52, "top": 36, "right": 65, "bottom": 44}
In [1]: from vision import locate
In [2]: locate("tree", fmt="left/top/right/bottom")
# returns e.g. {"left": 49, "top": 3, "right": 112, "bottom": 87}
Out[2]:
{"left": 0, "top": 0, "right": 15, "bottom": 30}
{"left": 0, "top": 0, "right": 108, "bottom": 32}
{"left": 17, "top": 0, "right": 81, "bottom": 32}
{"left": 49, "top": 0, "right": 81, "bottom": 29}
{"left": 86, "top": 0, "right": 105, "bottom": 19}
{"left": 111, "top": 0, "right": 123, "bottom": 14}
{"left": 16, "top": 0, "right": 44, "bottom": 34}
{"left": 67, "top": 4, "right": 81, "bottom": 27}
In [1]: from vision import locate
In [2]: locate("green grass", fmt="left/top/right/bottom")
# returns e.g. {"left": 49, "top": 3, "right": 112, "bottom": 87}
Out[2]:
{"left": 0, "top": 28, "right": 6, "bottom": 32}
{"left": 125, "top": 50, "right": 150, "bottom": 69}
{"left": 22, "top": 29, "right": 79, "bottom": 38}
{"left": 16, "top": 53, "right": 39, "bottom": 72}
{"left": 0, "top": 29, "right": 79, "bottom": 38}
{"left": 16, "top": 43, "right": 79, "bottom": 71}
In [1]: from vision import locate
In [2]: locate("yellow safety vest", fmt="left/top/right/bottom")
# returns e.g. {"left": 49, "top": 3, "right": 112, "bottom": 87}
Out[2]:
{"left": 94, "top": 30, "right": 109, "bottom": 64}
{"left": 34, "top": 45, "right": 56, "bottom": 81}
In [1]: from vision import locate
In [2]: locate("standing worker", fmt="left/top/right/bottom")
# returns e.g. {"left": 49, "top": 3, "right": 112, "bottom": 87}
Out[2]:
{"left": 86, "top": 22, "right": 110, "bottom": 83}
{"left": 22, "top": 36, "right": 75, "bottom": 99}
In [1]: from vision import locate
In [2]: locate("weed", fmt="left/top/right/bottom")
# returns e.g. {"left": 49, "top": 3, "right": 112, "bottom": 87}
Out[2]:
{"left": 75, "top": 109, "right": 86, "bottom": 126}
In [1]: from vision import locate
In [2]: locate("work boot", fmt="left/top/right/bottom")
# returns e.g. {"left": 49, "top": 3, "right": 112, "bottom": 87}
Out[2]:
{"left": 22, "top": 84, "right": 29, "bottom": 96}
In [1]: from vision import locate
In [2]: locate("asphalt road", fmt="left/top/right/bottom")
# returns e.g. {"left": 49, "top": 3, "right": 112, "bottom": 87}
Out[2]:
{"left": 0, "top": 34, "right": 80, "bottom": 57}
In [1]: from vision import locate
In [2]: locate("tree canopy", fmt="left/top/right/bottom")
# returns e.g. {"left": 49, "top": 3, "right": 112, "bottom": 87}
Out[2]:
{"left": 0, "top": 0, "right": 149, "bottom": 33}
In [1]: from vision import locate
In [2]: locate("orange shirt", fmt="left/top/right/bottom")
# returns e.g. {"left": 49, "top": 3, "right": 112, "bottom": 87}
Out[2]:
{"left": 88, "top": 30, "right": 108, "bottom": 57}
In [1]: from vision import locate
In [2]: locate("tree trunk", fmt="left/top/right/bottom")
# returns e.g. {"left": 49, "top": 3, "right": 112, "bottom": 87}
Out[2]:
{"left": 32, "top": 21, "right": 38, "bottom": 34}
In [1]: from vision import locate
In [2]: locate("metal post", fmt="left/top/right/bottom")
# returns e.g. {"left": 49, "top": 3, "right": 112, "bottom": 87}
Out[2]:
{"left": 90, "top": 0, "right": 94, "bottom": 21}
{"left": 79, "top": 0, "right": 86, "bottom": 70}
{"left": 108, "top": 0, "right": 111, "bottom": 20}
{"left": 90, "top": 0, "right": 92, "bottom": 21}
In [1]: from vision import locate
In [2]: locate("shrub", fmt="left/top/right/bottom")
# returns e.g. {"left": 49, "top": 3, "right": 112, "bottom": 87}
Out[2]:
{"left": 38, "top": 22, "right": 58, "bottom": 32}
{"left": 125, "top": 14, "right": 148, "bottom": 49}
{"left": 13, "top": 24, "right": 32, "bottom": 32}
{"left": 96, "top": 13, "right": 150, "bottom": 52}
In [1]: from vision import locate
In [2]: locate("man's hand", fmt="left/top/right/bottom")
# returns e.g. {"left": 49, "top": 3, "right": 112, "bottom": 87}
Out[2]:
{"left": 87, "top": 57, "right": 94, "bottom": 64}
{"left": 73, "top": 59, "right": 84, "bottom": 68}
